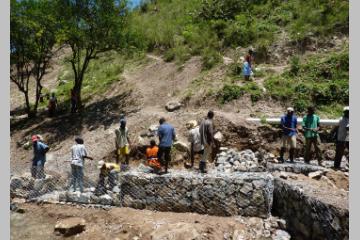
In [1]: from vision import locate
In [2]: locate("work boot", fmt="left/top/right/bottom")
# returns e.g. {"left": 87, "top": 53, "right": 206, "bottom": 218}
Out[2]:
{"left": 278, "top": 147, "right": 286, "bottom": 163}
{"left": 289, "top": 148, "right": 295, "bottom": 163}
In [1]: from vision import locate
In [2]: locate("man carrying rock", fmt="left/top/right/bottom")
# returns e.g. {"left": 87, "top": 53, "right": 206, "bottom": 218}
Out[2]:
{"left": 115, "top": 118, "right": 131, "bottom": 168}
{"left": 95, "top": 160, "right": 120, "bottom": 195}
{"left": 279, "top": 107, "right": 298, "bottom": 163}
{"left": 185, "top": 120, "right": 204, "bottom": 169}
{"left": 332, "top": 106, "right": 349, "bottom": 169}
{"left": 157, "top": 117, "right": 176, "bottom": 174}
{"left": 69, "top": 137, "right": 93, "bottom": 193}
{"left": 302, "top": 106, "right": 324, "bottom": 166}
{"left": 31, "top": 135, "right": 49, "bottom": 179}
{"left": 199, "top": 111, "right": 215, "bottom": 173}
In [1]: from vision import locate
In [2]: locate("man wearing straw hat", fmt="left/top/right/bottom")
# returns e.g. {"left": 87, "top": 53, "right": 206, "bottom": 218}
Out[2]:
{"left": 95, "top": 160, "right": 120, "bottom": 195}
{"left": 185, "top": 120, "right": 204, "bottom": 169}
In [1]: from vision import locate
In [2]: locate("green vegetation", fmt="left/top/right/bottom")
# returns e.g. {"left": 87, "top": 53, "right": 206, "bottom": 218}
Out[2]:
{"left": 264, "top": 49, "right": 349, "bottom": 114}
{"left": 131, "top": 0, "right": 348, "bottom": 65}
{"left": 217, "top": 82, "right": 262, "bottom": 104}
{"left": 56, "top": 51, "right": 132, "bottom": 105}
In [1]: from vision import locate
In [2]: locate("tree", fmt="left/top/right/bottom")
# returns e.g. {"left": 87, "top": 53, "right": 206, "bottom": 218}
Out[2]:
{"left": 10, "top": 0, "right": 58, "bottom": 117}
{"left": 56, "top": 0, "right": 128, "bottom": 110}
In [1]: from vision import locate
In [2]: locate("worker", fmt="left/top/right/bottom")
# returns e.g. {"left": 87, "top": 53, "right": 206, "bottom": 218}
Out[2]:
{"left": 243, "top": 57, "right": 251, "bottom": 81}
{"left": 199, "top": 111, "right": 215, "bottom": 173}
{"left": 146, "top": 140, "right": 161, "bottom": 173}
{"left": 115, "top": 118, "right": 131, "bottom": 168}
{"left": 95, "top": 160, "right": 120, "bottom": 195}
{"left": 332, "top": 106, "right": 349, "bottom": 169}
{"left": 69, "top": 137, "right": 93, "bottom": 193}
{"left": 279, "top": 107, "right": 298, "bottom": 163}
{"left": 31, "top": 135, "right": 49, "bottom": 179}
{"left": 302, "top": 106, "right": 324, "bottom": 166}
{"left": 185, "top": 120, "right": 204, "bottom": 169}
{"left": 157, "top": 117, "right": 176, "bottom": 174}
{"left": 48, "top": 92, "right": 58, "bottom": 117}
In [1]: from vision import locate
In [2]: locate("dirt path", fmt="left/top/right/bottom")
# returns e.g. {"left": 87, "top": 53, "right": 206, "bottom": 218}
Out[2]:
{"left": 11, "top": 203, "right": 281, "bottom": 240}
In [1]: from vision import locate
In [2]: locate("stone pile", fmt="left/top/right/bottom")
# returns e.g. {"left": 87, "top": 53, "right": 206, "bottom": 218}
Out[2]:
{"left": 215, "top": 148, "right": 265, "bottom": 173}
{"left": 10, "top": 173, "right": 67, "bottom": 199}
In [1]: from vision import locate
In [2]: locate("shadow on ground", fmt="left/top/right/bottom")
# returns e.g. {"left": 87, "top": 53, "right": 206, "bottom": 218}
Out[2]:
{"left": 11, "top": 90, "right": 139, "bottom": 145}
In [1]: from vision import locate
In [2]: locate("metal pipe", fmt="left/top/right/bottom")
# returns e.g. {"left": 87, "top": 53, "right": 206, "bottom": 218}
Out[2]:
{"left": 246, "top": 118, "right": 340, "bottom": 126}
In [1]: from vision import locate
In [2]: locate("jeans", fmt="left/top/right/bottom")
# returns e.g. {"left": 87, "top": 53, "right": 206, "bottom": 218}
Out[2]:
{"left": 304, "top": 137, "right": 322, "bottom": 163}
{"left": 334, "top": 141, "right": 349, "bottom": 168}
{"left": 70, "top": 164, "right": 84, "bottom": 192}
{"left": 31, "top": 161, "right": 45, "bottom": 179}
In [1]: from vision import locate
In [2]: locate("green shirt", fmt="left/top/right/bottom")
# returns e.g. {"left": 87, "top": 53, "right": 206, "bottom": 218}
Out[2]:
{"left": 302, "top": 114, "right": 320, "bottom": 138}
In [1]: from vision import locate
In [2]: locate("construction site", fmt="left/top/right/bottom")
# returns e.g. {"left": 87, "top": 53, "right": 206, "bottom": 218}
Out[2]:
{"left": 10, "top": 0, "right": 349, "bottom": 239}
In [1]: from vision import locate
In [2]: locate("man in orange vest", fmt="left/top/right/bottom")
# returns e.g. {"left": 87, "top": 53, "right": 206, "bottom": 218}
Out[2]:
{"left": 146, "top": 140, "right": 161, "bottom": 173}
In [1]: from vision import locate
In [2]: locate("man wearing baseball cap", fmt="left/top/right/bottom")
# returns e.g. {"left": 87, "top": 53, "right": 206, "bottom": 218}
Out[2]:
{"left": 31, "top": 135, "right": 49, "bottom": 179}
{"left": 332, "top": 106, "right": 349, "bottom": 169}
{"left": 279, "top": 107, "right": 298, "bottom": 163}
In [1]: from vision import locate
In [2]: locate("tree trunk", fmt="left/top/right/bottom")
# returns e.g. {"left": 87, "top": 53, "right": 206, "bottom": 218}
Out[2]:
{"left": 24, "top": 91, "right": 34, "bottom": 118}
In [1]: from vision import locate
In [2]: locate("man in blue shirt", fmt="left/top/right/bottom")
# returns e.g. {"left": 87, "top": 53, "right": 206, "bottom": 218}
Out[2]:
{"left": 279, "top": 107, "right": 298, "bottom": 163}
{"left": 157, "top": 117, "right": 176, "bottom": 174}
{"left": 31, "top": 135, "right": 49, "bottom": 179}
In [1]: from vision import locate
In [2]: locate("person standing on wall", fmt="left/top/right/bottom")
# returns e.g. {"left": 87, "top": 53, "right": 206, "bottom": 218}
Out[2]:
{"left": 302, "top": 106, "right": 324, "bottom": 166}
{"left": 115, "top": 118, "right": 131, "bottom": 168}
{"left": 31, "top": 135, "right": 49, "bottom": 179}
{"left": 69, "top": 136, "right": 93, "bottom": 193}
{"left": 185, "top": 120, "right": 204, "bottom": 169}
{"left": 279, "top": 107, "right": 298, "bottom": 163}
{"left": 157, "top": 117, "right": 176, "bottom": 174}
{"left": 199, "top": 111, "right": 215, "bottom": 173}
{"left": 331, "top": 106, "right": 349, "bottom": 169}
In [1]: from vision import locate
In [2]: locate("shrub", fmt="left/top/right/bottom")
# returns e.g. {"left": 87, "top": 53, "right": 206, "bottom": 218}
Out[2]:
{"left": 201, "top": 48, "right": 222, "bottom": 70}
{"left": 218, "top": 84, "right": 244, "bottom": 103}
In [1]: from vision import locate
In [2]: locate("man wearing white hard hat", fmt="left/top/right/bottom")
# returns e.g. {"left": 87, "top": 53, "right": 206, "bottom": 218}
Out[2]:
{"left": 332, "top": 106, "right": 349, "bottom": 169}
{"left": 279, "top": 107, "right": 298, "bottom": 163}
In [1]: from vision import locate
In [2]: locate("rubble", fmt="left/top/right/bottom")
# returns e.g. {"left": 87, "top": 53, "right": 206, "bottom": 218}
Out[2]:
{"left": 165, "top": 101, "right": 182, "bottom": 112}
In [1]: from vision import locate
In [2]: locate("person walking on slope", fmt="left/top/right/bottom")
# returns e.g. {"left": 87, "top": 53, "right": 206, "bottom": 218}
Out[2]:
{"left": 331, "top": 106, "right": 349, "bottom": 169}
{"left": 157, "top": 117, "right": 176, "bottom": 174}
{"left": 279, "top": 107, "right": 298, "bottom": 163}
{"left": 243, "top": 57, "right": 252, "bottom": 81}
{"left": 69, "top": 137, "right": 93, "bottom": 193}
{"left": 31, "top": 135, "right": 49, "bottom": 179}
{"left": 199, "top": 111, "right": 215, "bottom": 173}
{"left": 302, "top": 106, "right": 324, "bottom": 166}
{"left": 185, "top": 120, "right": 204, "bottom": 169}
{"left": 48, "top": 92, "right": 58, "bottom": 117}
{"left": 115, "top": 118, "right": 131, "bottom": 167}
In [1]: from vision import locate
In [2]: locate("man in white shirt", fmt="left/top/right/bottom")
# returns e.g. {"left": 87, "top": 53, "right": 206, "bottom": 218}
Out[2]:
{"left": 333, "top": 106, "right": 349, "bottom": 169}
{"left": 185, "top": 120, "right": 204, "bottom": 168}
{"left": 69, "top": 137, "right": 93, "bottom": 192}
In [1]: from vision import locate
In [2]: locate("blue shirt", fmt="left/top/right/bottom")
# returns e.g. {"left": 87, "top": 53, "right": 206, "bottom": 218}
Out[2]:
{"left": 158, "top": 123, "right": 176, "bottom": 147}
{"left": 243, "top": 61, "right": 251, "bottom": 76}
{"left": 33, "top": 141, "right": 49, "bottom": 165}
{"left": 281, "top": 115, "right": 298, "bottom": 136}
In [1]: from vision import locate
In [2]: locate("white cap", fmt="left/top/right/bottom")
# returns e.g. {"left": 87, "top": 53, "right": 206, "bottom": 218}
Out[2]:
{"left": 287, "top": 107, "right": 294, "bottom": 112}
{"left": 97, "top": 160, "right": 105, "bottom": 169}
{"left": 343, "top": 106, "right": 349, "bottom": 111}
